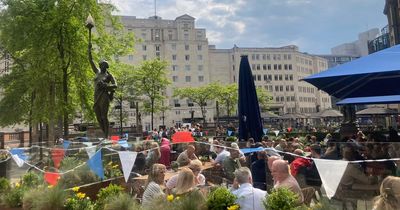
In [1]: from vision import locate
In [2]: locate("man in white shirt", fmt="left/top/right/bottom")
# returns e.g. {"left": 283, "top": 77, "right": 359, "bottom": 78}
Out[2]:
{"left": 231, "top": 167, "right": 268, "bottom": 210}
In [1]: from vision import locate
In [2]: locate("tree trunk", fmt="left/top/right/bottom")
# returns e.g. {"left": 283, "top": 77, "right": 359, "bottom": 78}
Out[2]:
{"left": 48, "top": 83, "right": 55, "bottom": 146}
{"left": 63, "top": 66, "right": 69, "bottom": 137}
{"left": 227, "top": 101, "right": 231, "bottom": 117}
{"left": 119, "top": 98, "right": 123, "bottom": 137}
{"left": 151, "top": 99, "right": 154, "bottom": 130}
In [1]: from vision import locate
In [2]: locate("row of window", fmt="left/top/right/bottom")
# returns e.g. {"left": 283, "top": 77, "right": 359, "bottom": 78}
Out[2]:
{"left": 249, "top": 64, "right": 293, "bottom": 71}
{"left": 298, "top": 86, "right": 315, "bottom": 93}
{"left": 296, "top": 57, "right": 313, "bottom": 66}
{"left": 172, "top": 54, "right": 203, "bottom": 61}
{"left": 299, "top": 97, "right": 316, "bottom": 103}
{"left": 172, "top": 75, "right": 204, "bottom": 82}
{"left": 171, "top": 65, "right": 203, "bottom": 71}
{"left": 296, "top": 66, "right": 313, "bottom": 74}
{"left": 141, "top": 44, "right": 203, "bottom": 51}
{"left": 275, "top": 96, "right": 296, "bottom": 102}
{"left": 253, "top": 74, "right": 294, "bottom": 82}
{"left": 248, "top": 53, "right": 292, "bottom": 61}
{"left": 300, "top": 107, "right": 317, "bottom": 113}
{"left": 269, "top": 85, "right": 295, "bottom": 92}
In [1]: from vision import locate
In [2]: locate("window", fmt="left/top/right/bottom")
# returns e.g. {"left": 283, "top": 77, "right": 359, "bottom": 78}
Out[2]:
{"left": 279, "top": 86, "right": 283, "bottom": 91}
{"left": 274, "top": 64, "right": 277, "bottom": 70}
{"left": 256, "top": 54, "right": 260, "bottom": 60}
{"left": 155, "top": 45, "right": 160, "bottom": 51}
{"left": 278, "top": 64, "right": 282, "bottom": 70}
{"left": 172, "top": 76, "right": 178, "bottom": 82}
{"left": 168, "top": 34, "right": 173, "bottom": 40}
{"left": 129, "top": 101, "right": 136, "bottom": 109}
{"left": 252, "top": 54, "right": 256, "bottom": 60}
{"left": 198, "top": 76, "right": 204, "bottom": 82}
{"left": 141, "top": 33, "right": 146, "bottom": 39}
{"left": 262, "top": 54, "right": 266, "bottom": 60}
{"left": 142, "top": 45, "right": 147, "bottom": 51}
{"left": 268, "top": 64, "right": 271, "bottom": 70}
{"left": 185, "top": 55, "right": 190, "bottom": 61}
{"left": 275, "top": 86, "right": 279, "bottom": 92}
{"left": 263, "top": 64, "right": 267, "bottom": 70}
{"left": 172, "top": 65, "right": 178, "bottom": 71}
{"left": 290, "top": 85, "right": 294, "bottom": 91}
{"left": 274, "top": 75, "right": 278, "bottom": 80}
{"left": 257, "top": 75, "right": 261, "bottom": 81}
{"left": 285, "top": 75, "right": 289, "bottom": 80}
{"left": 284, "top": 64, "right": 288, "bottom": 70}
{"left": 198, "top": 65, "right": 203, "bottom": 71}
{"left": 174, "top": 99, "right": 180, "bottom": 107}
{"left": 184, "top": 33, "right": 189, "bottom": 40}
{"left": 142, "top": 55, "right": 147, "bottom": 60}
{"left": 185, "top": 65, "right": 191, "bottom": 71}
{"left": 172, "top": 55, "right": 177, "bottom": 60}
{"left": 185, "top": 45, "right": 189, "bottom": 50}
{"left": 171, "top": 44, "right": 176, "bottom": 50}
{"left": 289, "top": 75, "right": 293, "bottom": 80}
{"left": 185, "top": 76, "right": 191, "bottom": 82}
{"left": 263, "top": 75, "right": 268, "bottom": 81}
{"left": 198, "top": 45, "right": 202, "bottom": 50}
{"left": 155, "top": 52, "right": 160, "bottom": 58}
{"left": 252, "top": 64, "right": 256, "bottom": 70}
{"left": 279, "top": 75, "right": 282, "bottom": 80}
{"left": 128, "top": 55, "right": 133, "bottom": 61}
{"left": 197, "top": 55, "right": 203, "bottom": 60}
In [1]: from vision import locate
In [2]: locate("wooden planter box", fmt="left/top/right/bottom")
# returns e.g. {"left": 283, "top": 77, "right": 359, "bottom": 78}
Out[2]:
{"left": 77, "top": 176, "right": 128, "bottom": 200}
{"left": 0, "top": 157, "right": 12, "bottom": 178}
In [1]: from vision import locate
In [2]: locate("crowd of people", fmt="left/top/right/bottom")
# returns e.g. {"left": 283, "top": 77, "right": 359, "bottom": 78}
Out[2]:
{"left": 126, "top": 126, "right": 400, "bottom": 209}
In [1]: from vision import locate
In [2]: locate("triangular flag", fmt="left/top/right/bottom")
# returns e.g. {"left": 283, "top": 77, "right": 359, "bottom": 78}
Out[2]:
{"left": 10, "top": 148, "right": 27, "bottom": 161}
{"left": 63, "top": 140, "right": 71, "bottom": 150}
{"left": 314, "top": 159, "right": 348, "bottom": 199}
{"left": 263, "top": 128, "right": 268, "bottom": 135}
{"left": 44, "top": 172, "right": 60, "bottom": 186}
{"left": 111, "top": 135, "right": 119, "bottom": 141}
{"left": 85, "top": 146, "right": 96, "bottom": 158}
{"left": 118, "top": 151, "right": 137, "bottom": 182}
{"left": 51, "top": 148, "right": 65, "bottom": 169}
{"left": 82, "top": 142, "right": 93, "bottom": 147}
{"left": 124, "top": 133, "right": 129, "bottom": 138}
{"left": 227, "top": 130, "right": 233, "bottom": 136}
{"left": 11, "top": 154, "right": 24, "bottom": 167}
{"left": 274, "top": 130, "right": 280, "bottom": 136}
{"left": 118, "top": 140, "right": 129, "bottom": 148}
{"left": 287, "top": 127, "right": 292, "bottom": 132}
{"left": 87, "top": 149, "right": 104, "bottom": 179}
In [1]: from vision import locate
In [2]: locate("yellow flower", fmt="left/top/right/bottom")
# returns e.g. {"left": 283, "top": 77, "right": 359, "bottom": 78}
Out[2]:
{"left": 227, "top": 204, "right": 240, "bottom": 210}
{"left": 76, "top": 192, "right": 86, "bottom": 199}
{"left": 167, "top": 194, "right": 174, "bottom": 202}
{"left": 15, "top": 182, "right": 20, "bottom": 188}
{"left": 72, "top": 186, "right": 80, "bottom": 192}
{"left": 47, "top": 185, "right": 54, "bottom": 189}
{"left": 176, "top": 196, "right": 180, "bottom": 200}
{"left": 112, "top": 164, "right": 119, "bottom": 169}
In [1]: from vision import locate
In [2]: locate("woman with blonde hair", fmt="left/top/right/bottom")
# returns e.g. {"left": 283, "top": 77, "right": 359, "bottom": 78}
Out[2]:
{"left": 175, "top": 168, "right": 196, "bottom": 195}
{"left": 142, "top": 164, "right": 166, "bottom": 207}
{"left": 173, "top": 168, "right": 206, "bottom": 210}
{"left": 373, "top": 176, "right": 400, "bottom": 210}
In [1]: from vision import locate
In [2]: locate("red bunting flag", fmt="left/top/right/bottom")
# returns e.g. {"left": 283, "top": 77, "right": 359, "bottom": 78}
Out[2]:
{"left": 287, "top": 127, "right": 292, "bottom": 132}
{"left": 171, "top": 131, "right": 195, "bottom": 143}
{"left": 44, "top": 172, "right": 60, "bottom": 186}
{"left": 51, "top": 148, "right": 65, "bottom": 168}
{"left": 111, "top": 135, "right": 119, "bottom": 144}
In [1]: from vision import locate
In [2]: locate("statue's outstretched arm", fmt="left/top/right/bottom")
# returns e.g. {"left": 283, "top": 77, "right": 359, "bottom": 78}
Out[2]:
{"left": 88, "top": 43, "right": 99, "bottom": 74}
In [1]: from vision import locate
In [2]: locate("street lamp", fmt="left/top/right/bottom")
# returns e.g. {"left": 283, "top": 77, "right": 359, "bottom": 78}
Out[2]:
{"left": 85, "top": 14, "right": 95, "bottom": 43}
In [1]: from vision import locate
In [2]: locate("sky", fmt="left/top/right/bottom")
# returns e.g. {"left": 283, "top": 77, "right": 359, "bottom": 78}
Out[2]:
{"left": 108, "top": 0, "right": 388, "bottom": 54}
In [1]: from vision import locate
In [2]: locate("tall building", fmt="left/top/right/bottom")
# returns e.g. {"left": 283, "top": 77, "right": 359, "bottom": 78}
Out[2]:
{"left": 384, "top": 0, "right": 400, "bottom": 46}
{"left": 117, "top": 15, "right": 331, "bottom": 129}
{"left": 331, "top": 28, "right": 380, "bottom": 57}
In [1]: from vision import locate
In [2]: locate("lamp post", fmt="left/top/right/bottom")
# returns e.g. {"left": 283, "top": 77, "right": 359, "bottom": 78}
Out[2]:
{"left": 85, "top": 14, "right": 95, "bottom": 44}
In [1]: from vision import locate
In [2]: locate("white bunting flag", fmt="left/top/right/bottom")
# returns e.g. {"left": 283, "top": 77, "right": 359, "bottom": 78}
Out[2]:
{"left": 274, "top": 130, "right": 280, "bottom": 136}
{"left": 314, "top": 159, "right": 348, "bottom": 199}
{"left": 118, "top": 151, "right": 137, "bottom": 182}
{"left": 82, "top": 142, "right": 93, "bottom": 147}
{"left": 85, "top": 146, "right": 97, "bottom": 158}
{"left": 12, "top": 154, "right": 24, "bottom": 167}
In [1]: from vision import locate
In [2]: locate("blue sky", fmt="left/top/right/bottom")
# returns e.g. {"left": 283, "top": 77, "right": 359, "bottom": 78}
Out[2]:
{"left": 109, "top": 0, "right": 387, "bottom": 54}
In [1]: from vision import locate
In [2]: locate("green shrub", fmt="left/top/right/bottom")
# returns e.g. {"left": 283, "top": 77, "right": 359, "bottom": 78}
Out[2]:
{"left": 23, "top": 187, "right": 46, "bottom": 210}
{"left": 21, "top": 172, "right": 41, "bottom": 188}
{"left": 29, "top": 186, "right": 67, "bottom": 210}
{"left": 206, "top": 186, "right": 237, "bottom": 210}
{"left": 59, "top": 165, "right": 99, "bottom": 188}
{"left": 65, "top": 188, "right": 94, "bottom": 210}
{"left": 60, "top": 156, "right": 83, "bottom": 171}
{"left": 0, "top": 177, "right": 11, "bottom": 194}
{"left": 103, "top": 193, "right": 141, "bottom": 210}
{"left": 2, "top": 186, "right": 24, "bottom": 208}
{"left": 94, "top": 184, "right": 124, "bottom": 210}
{"left": 263, "top": 187, "right": 299, "bottom": 210}
{"left": 225, "top": 136, "right": 237, "bottom": 142}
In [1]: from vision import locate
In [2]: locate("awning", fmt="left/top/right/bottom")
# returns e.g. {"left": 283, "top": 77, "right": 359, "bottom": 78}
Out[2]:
{"left": 336, "top": 95, "right": 400, "bottom": 105}
{"left": 303, "top": 44, "right": 400, "bottom": 99}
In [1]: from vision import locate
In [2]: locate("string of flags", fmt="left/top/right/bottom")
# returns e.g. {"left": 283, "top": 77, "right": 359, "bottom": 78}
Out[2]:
{"left": 4, "top": 139, "right": 400, "bottom": 197}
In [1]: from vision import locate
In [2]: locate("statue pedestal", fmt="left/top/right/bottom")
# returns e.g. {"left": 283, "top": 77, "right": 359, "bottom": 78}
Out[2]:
{"left": 339, "top": 122, "right": 358, "bottom": 140}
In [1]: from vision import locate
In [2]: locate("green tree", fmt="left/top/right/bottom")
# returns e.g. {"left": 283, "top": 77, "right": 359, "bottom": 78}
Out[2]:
{"left": 215, "top": 83, "right": 238, "bottom": 117}
{"left": 133, "top": 59, "right": 170, "bottom": 130}
{"left": 174, "top": 83, "right": 218, "bottom": 124}
{"left": 111, "top": 63, "right": 137, "bottom": 136}
{"left": 0, "top": 0, "right": 135, "bottom": 142}
{"left": 256, "top": 87, "right": 272, "bottom": 111}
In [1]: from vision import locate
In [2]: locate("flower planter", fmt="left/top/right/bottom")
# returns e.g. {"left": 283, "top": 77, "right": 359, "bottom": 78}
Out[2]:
{"left": 0, "top": 205, "right": 22, "bottom": 210}
{"left": 77, "top": 176, "right": 127, "bottom": 200}
{"left": 0, "top": 157, "right": 11, "bottom": 178}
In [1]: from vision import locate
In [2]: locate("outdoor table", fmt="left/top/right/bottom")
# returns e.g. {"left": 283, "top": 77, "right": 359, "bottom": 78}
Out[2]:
{"left": 133, "top": 161, "right": 214, "bottom": 181}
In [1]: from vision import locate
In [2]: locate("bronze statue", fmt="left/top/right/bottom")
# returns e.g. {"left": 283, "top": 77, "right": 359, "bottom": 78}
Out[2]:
{"left": 88, "top": 44, "right": 117, "bottom": 138}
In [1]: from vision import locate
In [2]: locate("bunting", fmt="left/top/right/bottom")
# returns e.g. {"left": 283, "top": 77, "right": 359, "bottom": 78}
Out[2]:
{"left": 44, "top": 172, "right": 60, "bottom": 186}
{"left": 10, "top": 148, "right": 27, "bottom": 161}
{"left": 227, "top": 130, "right": 233, "bottom": 136}
{"left": 118, "top": 151, "right": 137, "bottom": 182}
{"left": 85, "top": 146, "right": 97, "bottom": 158}
{"left": 11, "top": 154, "right": 24, "bottom": 167}
{"left": 51, "top": 148, "right": 65, "bottom": 168}
{"left": 63, "top": 140, "right": 71, "bottom": 150}
{"left": 273, "top": 130, "right": 280, "bottom": 136}
{"left": 314, "top": 159, "right": 348, "bottom": 199}
{"left": 263, "top": 128, "right": 268, "bottom": 135}
{"left": 87, "top": 149, "right": 104, "bottom": 179}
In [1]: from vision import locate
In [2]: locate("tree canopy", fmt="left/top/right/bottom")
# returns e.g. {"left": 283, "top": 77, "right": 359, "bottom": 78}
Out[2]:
{"left": 0, "top": 0, "right": 135, "bottom": 139}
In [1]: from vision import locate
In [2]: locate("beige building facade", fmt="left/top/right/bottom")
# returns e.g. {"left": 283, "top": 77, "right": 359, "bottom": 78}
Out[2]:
{"left": 117, "top": 14, "right": 331, "bottom": 130}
